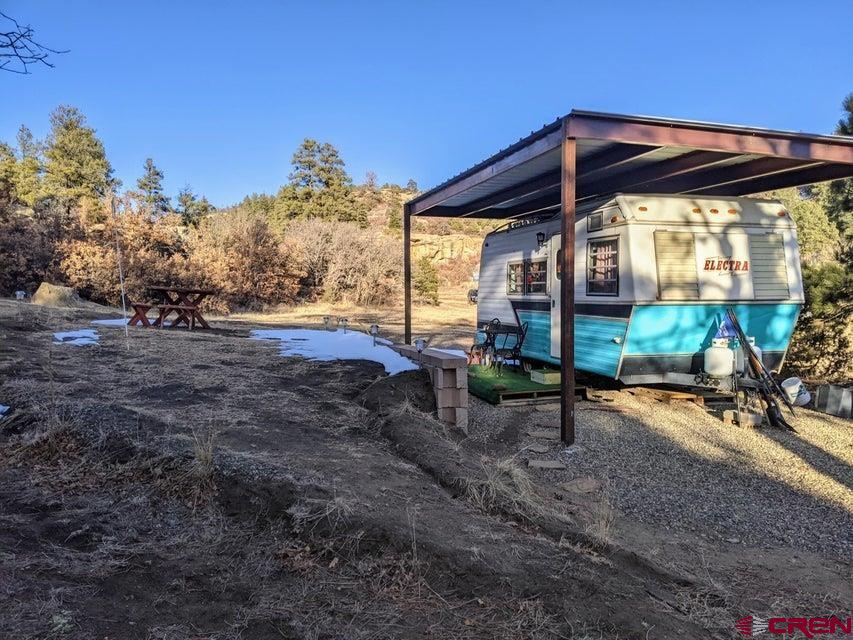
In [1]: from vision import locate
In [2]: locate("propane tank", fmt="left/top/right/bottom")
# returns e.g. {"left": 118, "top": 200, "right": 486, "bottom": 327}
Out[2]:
{"left": 736, "top": 337, "right": 763, "bottom": 376}
{"left": 747, "top": 336, "right": 762, "bottom": 369}
{"left": 704, "top": 338, "right": 735, "bottom": 378}
{"left": 734, "top": 340, "right": 745, "bottom": 375}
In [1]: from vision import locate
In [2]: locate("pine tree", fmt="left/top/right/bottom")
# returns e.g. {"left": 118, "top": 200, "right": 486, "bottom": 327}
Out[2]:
{"left": 413, "top": 255, "right": 439, "bottom": 305}
{"left": 137, "top": 157, "right": 170, "bottom": 214}
{"left": 176, "top": 184, "right": 213, "bottom": 227}
{"left": 9, "top": 126, "right": 42, "bottom": 207}
{"left": 406, "top": 178, "right": 418, "bottom": 193}
{"left": 0, "top": 143, "right": 15, "bottom": 203}
{"left": 387, "top": 192, "right": 402, "bottom": 231}
{"left": 239, "top": 193, "right": 276, "bottom": 217}
{"left": 814, "top": 93, "right": 853, "bottom": 264}
{"left": 273, "top": 138, "right": 366, "bottom": 226}
{"left": 42, "top": 105, "right": 115, "bottom": 203}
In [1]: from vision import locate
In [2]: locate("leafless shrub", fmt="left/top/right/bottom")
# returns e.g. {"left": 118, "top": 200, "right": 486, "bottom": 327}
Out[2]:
{"left": 284, "top": 218, "right": 337, "bottom": 295}
{"left": 185, "top": 210, "right": 305, "bottom": 313}
{"left": 288, "top": 220, "right": 401, "bottom": 306}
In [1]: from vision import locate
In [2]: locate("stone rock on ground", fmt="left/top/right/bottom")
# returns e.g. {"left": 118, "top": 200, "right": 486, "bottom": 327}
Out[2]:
{"left": 31, "top": 283, "right": 85, "bottom": 308}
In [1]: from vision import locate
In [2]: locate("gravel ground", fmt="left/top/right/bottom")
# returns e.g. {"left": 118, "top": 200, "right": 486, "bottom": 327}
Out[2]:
{"left": 467, "top": 392, "right": 853, "bottom": 557}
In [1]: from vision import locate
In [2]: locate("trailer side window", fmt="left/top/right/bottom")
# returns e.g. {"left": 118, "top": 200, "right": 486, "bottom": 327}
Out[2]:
{"left": 526, "top": 259, "right": 547, "bottom": 294}
{"left": 507, "top": 260, "right": 548, "bottom": 295}
{"left": 587, "top": 238, "right": 618, "bottom": 295}
{"left": 507, "top": 262, "right": 524, "bottom": 294}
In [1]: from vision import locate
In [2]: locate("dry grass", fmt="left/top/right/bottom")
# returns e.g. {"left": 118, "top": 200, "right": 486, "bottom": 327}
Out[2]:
{"left": 583, "top": 485, "right": 616, "bottom": 548}
{"left": 190, "top": 425, "right": 216, "bottom": 478}
{"left": 465, "top": 456, "right": 562, "bottom": 525}
{"left": 288, "top": 494, "right": 354, "bottom": 537}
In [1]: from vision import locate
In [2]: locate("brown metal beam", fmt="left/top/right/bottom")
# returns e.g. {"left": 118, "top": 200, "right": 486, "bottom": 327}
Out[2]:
{"left": 566, "top": 112, "right": 853, "bottom": 165}
{"left": 433, "top": 144, "right": 661, "bottom": 218}
{"left": 578, "top": 149, "right": 740, "bottom": 200}
{"left": 697, "top": 162, "right": 853, "bottom": 196}
{"left": 403, "top": 206, "right": 412, "bottom": 344}
{"left": 461, "top": 149, "right": 743, "bottom": 218}
{"left": 456, "top": 169, "right": 561, "bottom": 216}
{"left": 631, "top": 156, "right": 821, "bottom": 195}
{"left": 408, "top": 126, "right": 564, "bottom": 215}
{"left": 579, "top": 142, "right": 661, "bottom": 176}
{"left": 560, "top": 128, "right": 576, "bottom": 446}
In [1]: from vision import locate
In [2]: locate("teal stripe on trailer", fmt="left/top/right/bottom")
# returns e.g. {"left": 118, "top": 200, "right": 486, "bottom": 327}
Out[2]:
{"left": 574, "top": 315, "right": 629, "bottom": 377}
{"left": 517, "top": 310, "right": 551, "bottom": 362}
{"left": 479, "top": 311, "right": 629, "bottom": 376}
{"left": 624, "top": 303, "right": 801, "bottom": 356}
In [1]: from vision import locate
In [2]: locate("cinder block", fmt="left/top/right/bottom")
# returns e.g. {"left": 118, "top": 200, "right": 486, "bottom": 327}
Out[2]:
{"left": 420, "top": 348, "right": 467, "bottom": 368}
{"left": 455, "top": 367, "right": 468, "bottom": 389}
{"left": 437, "top": 406, "right": 456, "bottom": 422}
{"left": 393, "top": 344, "right": 416, "bottom": 358}
{"left": 437, "top": 406, "right": 468, "bottom": 434}
{"left": 435, "top": 387, "right": 466, "bottom": 408}
{"left": 431, "top": 367, "right": 458, "bottom": 389}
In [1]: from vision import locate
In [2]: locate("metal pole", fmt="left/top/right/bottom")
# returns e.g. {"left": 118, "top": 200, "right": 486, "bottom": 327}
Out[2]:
{"left": 560, "top": 126, "right": 576, "bottom": 445}
{"left": 403, "top": 205, "right": 412, "bottom": 345}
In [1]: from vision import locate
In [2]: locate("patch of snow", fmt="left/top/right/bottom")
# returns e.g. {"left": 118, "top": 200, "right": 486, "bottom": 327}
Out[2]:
{"left": 250, "top": 328, "right": 418, "bottom": 375}
{"left": 91, "top": 318, "right": 129, "bottom": 327}
{"left": 432, "top": 348, "right": 468, "bottom": 358}
{"left": 0, "top": 405, "right": 9, "bottom": 416}
{"left": 53, "top": 329, "right": 100, "bottom": 346}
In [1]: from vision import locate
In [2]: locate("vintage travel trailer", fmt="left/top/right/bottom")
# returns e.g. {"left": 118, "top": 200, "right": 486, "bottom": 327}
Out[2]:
{"left": 475, "top": 193, "right": 804, "bottom": 385}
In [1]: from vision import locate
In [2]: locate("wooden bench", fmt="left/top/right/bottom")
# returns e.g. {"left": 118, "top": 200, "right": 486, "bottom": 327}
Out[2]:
{"left": 128, "top": 302, "right": 156, "bottom": 327}
{"left": 157, "top": 304, "right": 201, "bottom": 329}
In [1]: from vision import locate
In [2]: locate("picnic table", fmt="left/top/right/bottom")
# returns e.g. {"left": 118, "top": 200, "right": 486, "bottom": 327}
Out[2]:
{"left": 128, "top": 286, "right": 215, "bottom": 330}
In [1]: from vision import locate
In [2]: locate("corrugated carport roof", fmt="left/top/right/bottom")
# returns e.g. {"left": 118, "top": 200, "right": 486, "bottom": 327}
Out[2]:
{"left": 406, "top": 110, "right": 853, "bottom": 219}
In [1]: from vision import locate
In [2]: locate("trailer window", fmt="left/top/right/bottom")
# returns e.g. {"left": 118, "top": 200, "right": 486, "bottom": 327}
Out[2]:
{"left": 526, "top": 259, "right": 547, "bottom": 294}
{"left": 507, "top": 262, "right": 524, "bottom": 294}
{"left": 507, "top": 259, "right": 548, "bottom": 295}
{"left": 587, "top": 238, "right": 618, "bottom": 295}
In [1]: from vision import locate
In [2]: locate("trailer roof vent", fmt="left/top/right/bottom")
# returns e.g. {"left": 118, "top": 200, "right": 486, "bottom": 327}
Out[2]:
{"left": 588, "top": 212, "right": 603, "bottom": 232}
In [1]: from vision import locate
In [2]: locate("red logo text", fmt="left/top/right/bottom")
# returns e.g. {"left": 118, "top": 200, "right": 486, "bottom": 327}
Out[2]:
{"left": 703, "top": 257, "right": 749, "bottom": 272}
{"left": 736, "top": 615, "right": 852, "bottom": 638}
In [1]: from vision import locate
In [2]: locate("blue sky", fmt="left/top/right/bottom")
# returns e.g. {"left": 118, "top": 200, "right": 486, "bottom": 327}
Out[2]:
{"left": 2, "top": 1, "right": 851, "bottom": 207}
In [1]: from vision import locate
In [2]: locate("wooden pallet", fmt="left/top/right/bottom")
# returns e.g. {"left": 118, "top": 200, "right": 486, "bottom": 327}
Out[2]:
{"left": 496, "top": 387, "right": 573, "bottom": 406}
{"left": 498, "top": 387, "right": 600, "bottom": 407}
{"left": 626, "top": 386, "right": 706, "bottom": 407}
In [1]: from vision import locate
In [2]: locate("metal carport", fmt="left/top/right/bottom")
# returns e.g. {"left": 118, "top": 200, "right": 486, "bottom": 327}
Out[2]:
{"left": 403, "top": 110, "right": 853, "bottom": 444}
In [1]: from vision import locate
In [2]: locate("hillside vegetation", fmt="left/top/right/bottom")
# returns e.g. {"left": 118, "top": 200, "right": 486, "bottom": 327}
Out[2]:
{"left": 0, "top": 98, "right": 851, "bottom": 379}
{"left": 0, "top": 106, "right": 490, "bottom": 314}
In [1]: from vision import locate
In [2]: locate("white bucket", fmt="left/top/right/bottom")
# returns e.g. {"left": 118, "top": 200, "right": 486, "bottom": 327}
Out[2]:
{"left": 781, "top": 377, "right": 811, "bottom": 407}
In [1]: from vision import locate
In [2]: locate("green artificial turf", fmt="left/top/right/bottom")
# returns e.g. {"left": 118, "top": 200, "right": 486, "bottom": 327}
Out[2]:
{"left": 467, "top": 364, "right": 561, "bottom": 404}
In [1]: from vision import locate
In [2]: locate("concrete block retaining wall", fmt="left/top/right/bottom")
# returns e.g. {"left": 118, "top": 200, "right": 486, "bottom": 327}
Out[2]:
{"left": 393, "top": 345, "right": 468, "bottom": 433}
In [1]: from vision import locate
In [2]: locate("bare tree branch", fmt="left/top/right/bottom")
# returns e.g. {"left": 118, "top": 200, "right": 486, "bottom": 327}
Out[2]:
{"left": 0, "top": 11, "right": 67, "bottom": 75}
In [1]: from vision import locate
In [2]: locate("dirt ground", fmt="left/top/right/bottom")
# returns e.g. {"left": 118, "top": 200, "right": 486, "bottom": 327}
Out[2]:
{"left": 0, "top": 299, "right": 850, "bottom": 639}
